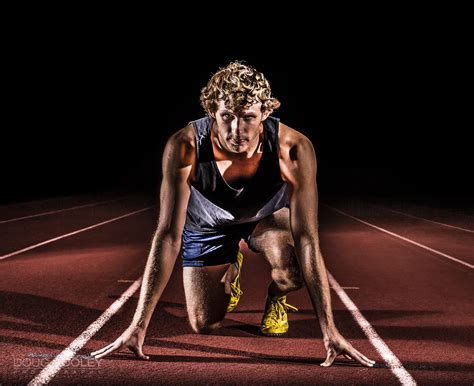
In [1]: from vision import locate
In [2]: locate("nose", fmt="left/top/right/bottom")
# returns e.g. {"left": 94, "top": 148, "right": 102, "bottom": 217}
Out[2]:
{"left": 230, "top": 118, "right": 245, "bottom": 137}
{"left": 230, "top": 118, "right": 242, "bottom": 136}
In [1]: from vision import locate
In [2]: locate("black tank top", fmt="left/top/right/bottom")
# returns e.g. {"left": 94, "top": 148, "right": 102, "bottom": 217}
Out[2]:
{"left": 185, "top": 116, "right": 289, "bottom": 231}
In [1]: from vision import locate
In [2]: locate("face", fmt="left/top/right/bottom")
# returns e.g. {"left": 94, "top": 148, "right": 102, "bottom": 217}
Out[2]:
{"left": 211, "top": 100, "right": 270, "bottom": 154}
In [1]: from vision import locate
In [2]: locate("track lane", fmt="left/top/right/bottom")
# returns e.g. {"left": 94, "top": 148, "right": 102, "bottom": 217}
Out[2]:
{"left": 0, "top": 196, "right": 395, "bottom": 385}
{"left": 0, "top": 196, "right": 130, "bottom": 224}
{"left": 363, "top": 198, "right": 474, "bottom": 231}
{"left": 0, "top": 196, "right": 154, "bottom": 257}
{"left": 1, "top": 196, "right": 472, "bottom": 384}
{"left": 324, "top": 200, "right": 474, "bottom": 266}
{"left": 0, "top": 200, "right": 157, "bottom": 384}
{"left": 0, "top": 194, "right": 124, "bottom": 220}
{"left": 318, "top": 205, "right": 474, "bottom": 385}
{"left": 365, "top": 203, "right": 473, "bottom": 233}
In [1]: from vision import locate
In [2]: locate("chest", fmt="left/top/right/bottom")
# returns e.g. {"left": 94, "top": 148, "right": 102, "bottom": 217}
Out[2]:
{"left": 214, "top": 153, "right": 263, "bottom": 189}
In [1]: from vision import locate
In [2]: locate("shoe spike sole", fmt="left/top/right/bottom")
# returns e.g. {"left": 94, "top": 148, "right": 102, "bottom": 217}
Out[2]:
{"left": 260, "top": 332, "right": 286, "bottom": 337}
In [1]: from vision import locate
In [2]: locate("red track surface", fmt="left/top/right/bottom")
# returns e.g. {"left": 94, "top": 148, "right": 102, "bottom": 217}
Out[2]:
{"left": 1, "top": 195, "right": 473, "bottom": 384}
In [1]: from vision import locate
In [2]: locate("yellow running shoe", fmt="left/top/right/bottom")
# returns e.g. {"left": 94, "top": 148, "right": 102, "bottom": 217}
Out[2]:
{"left": 226, "top": 251, "right": 244, "bottom": 313}
{"left": 260, "top": 295, "right": 298, "bottom": 336}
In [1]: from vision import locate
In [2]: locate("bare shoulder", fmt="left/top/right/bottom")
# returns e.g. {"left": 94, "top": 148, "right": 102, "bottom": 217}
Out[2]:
{"left": 278, "top": 122, "right": 317, "bottom": 183}
{"left": 163, "top": 123, "right": 196, "bottom": 175}
{"left": 167, "top": 123, "right": 195, "bottom": 151}
{"left": 278, "top": 122, "right": 316, "bottom": 161}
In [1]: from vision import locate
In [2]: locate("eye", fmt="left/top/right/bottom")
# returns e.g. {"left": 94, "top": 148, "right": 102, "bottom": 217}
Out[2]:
{"left": 221, "top": 113, "right": 231, "bottom": 119}
{"left": 243, "top": 116, "right": 254, "bottom": 121}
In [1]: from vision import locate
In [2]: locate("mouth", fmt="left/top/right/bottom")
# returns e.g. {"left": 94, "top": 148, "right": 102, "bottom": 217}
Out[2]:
{"left": 230, "top": 138, "right": 246, "bottom": 146}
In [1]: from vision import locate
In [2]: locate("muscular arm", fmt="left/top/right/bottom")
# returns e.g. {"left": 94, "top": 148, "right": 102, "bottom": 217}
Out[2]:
{"left": 91, "top": 126, "right": 194, "bottom": 360}
{"left": 280, "top": 125, "right": 374, "bottom": 367}
{"left": 280, "top": 133, "right": 335, "bottom": 336}
{"left": 132, "top": 128, "right": 194, "bottom": 330}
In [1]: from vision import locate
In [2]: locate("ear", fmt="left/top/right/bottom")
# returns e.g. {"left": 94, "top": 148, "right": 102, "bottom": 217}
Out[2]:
{"left": 208, "top": 110, "right": 216, "bottom": 119}
{"left": 261, "top": 109, "right": 271, "bottom": 121}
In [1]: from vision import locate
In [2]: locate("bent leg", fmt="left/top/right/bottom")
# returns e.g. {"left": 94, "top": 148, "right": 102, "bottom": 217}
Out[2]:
{"left": 183, "top": 264, "right": 231, "bottom": 334}
{"left": 248, "top": 207, "right": 304, "bottom": 296}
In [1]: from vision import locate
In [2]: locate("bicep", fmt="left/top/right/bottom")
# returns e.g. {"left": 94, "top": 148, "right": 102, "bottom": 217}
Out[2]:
{"left": 285, "top": 138, "right": 319, "bottom": 245}
{"left": 156, "top": 134, "right": 194, "bottom": 242}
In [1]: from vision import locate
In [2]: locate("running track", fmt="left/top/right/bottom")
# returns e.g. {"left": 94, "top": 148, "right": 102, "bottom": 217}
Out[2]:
{"left": 0, "top": 195, "right": 472, "bottom": 384}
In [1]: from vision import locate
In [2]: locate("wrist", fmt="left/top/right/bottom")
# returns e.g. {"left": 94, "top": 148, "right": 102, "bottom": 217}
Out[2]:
{"left": 322, "top": 324, "right": 338, "bottom": 339}
{"left": 130, "top": 319, "right": 148, "bottom": 331}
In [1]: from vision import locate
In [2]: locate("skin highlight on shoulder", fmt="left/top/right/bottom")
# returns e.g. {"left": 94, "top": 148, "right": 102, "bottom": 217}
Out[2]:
{"left": 278, "top": 123, "right": 317, "bottom": 184}
{"left": 171, "top": 124, "right": 195, "bottom": 152}
{"left": 164, "top": 124, "right": 196, "bottom": 181}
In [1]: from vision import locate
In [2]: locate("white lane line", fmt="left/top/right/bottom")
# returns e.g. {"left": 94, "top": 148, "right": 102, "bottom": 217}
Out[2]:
{"left": 367, "top": 203, "right": 474, "bottom": 233}
{"left": 0, "top": 197, "right": 130, "bottom": 224}
{"left": 331, "top": 286, "right": 359, "bottom": 290}
{"left": 0, "top": 206, "right": 155, "bottom": 260}
{"left": 393, "top": 202, "right": 474, "bottom": 220}
{"left": 328, "top": 272, "right": 416, "bottom": 386}
{"left": 0, "top": 196, "right": 63, "bottom": 209}
{"left": 28, "top": 278, "right": 142, "bottom": 386}
{"left": 324, "top": 204, "right": 474, "bottom": 270}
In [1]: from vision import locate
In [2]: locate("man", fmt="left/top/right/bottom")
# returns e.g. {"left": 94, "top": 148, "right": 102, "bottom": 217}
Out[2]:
{"left": 92, "top": 61, "right": 375, "bottom": 368}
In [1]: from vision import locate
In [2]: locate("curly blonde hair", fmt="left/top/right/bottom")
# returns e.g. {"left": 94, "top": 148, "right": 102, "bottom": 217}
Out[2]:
{"left": 200, "top": 61, "right": 281, "bottom": 114}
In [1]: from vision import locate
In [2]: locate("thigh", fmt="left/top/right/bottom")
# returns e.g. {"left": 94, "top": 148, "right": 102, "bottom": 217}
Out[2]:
{"left": 248, "top": 207, "right": 297, "bottom": 269}
{"left": 183, "top": 264, "right": 230, "bottom": 329}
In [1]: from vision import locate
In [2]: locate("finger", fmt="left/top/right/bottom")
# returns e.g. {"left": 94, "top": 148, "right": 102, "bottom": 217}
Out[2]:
{"left": 359, "top": 353, "right": 375, "bottom": 365}
{"left": 320, "top": 348, "right": 338, "bottom": 367}
{"left": 129, "top": 344, "right": 150, "bottom": 360}
{"left": 91, "top": 343, "right": 114, "bottom": 357}
{"left": 346, "top": 348, "right": 374, "bottom": 367}
{"left": 93, "top": 342, "right": 121, "bottom": 359}
{"left": 349, "top": 347, "right": 375, "bottom": 365}
{"left": 344, "top": 354, "right": 352, "bottom": 360}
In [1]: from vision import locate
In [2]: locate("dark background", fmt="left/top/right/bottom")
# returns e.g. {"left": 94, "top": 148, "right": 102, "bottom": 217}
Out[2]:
{"left": 3, "top": 23, "right": 472, "bottom": 205}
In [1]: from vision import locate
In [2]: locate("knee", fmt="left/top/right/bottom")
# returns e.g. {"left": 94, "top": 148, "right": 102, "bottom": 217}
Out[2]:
{"left": 272, "top": 267, "right": 305, "bottom": 292}
{"left": 188, "top": 316, "right": 220, "bottom": 335}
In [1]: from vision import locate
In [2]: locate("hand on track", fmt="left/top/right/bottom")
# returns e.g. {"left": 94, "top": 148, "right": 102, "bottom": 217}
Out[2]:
{"left": 91, "top": 325, "right": 149, "bottom": 360}
{"left": 321, "top": 330, "right": 376, "bottom": 368}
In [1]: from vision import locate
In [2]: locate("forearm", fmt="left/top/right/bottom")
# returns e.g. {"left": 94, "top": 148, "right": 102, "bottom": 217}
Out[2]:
{"left": 295, "top": 241, "right": 336, "bottom": 337}
{"left": 131, "top": 233, "right": 181, "bottom": 330}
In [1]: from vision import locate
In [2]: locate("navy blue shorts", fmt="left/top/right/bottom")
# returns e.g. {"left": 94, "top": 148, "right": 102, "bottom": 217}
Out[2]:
{"left": 181, "top": 222, "right": 259, "bottom": 267}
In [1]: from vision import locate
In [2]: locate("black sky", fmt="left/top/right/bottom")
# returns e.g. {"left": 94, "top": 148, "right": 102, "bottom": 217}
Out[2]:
{"left": 3, "top": 24, "right": 472, "bottom": 202}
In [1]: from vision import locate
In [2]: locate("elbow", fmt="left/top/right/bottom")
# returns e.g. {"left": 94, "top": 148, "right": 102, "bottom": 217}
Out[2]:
{"left": 153, "top": 229, "right": 183, "bottom": 251}
{"left": 293, "top": 233, "right": 319, "bottom": 252}
{"left": 293, "top": 234, "right": 322, "bottom": 266}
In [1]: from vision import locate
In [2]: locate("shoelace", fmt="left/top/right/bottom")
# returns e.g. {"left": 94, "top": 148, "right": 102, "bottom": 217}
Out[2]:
{"left": 266, "top": 297, "right": 298, "bottom": 324}
{"left": 230, "top": 282, "right": 244, "bottom": 296}
{"left": 230, "top": 277, "right": 243, "bottom": 297}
